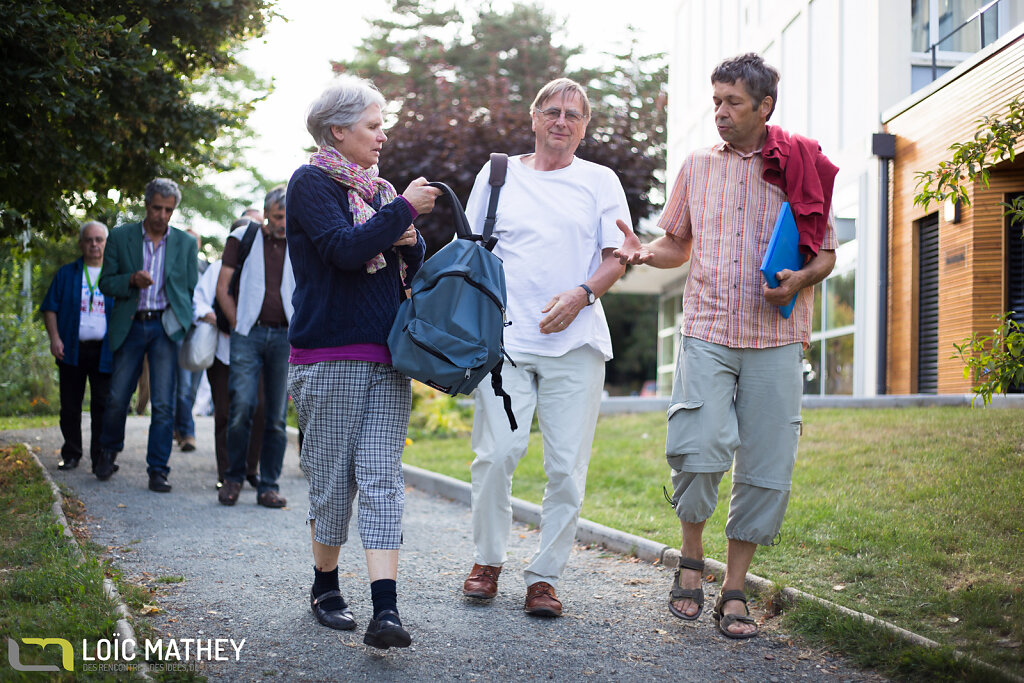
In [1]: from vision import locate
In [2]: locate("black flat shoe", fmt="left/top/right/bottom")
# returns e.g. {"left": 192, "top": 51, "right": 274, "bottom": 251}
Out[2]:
{"left": 310, "top": 589, "right": 356, "bottom": 631}
{"left": 363, "top": 610, "right": 411, "bottom": 650}
{"left": 95, "top": 451, "right": 116, "bottom": 481}
{"left": 58, "top": 457, "right": 80, "bottom": 470}
{"left": 148, "top": 473, "right": 172, "bottom": 492}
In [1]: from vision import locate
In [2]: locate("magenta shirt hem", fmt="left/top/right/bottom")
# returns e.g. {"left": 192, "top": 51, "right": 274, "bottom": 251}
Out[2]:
{"left": 289, "top": 343, "right": 391, "bottom": 365}
{"left": 398, "top": 196, "right": 418, "bottom": 220}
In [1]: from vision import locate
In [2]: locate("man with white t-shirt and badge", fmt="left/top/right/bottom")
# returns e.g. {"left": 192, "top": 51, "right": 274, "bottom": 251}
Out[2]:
{"left": 41, "top": 220, "right": 115, "bottom": 473}
{"left": 459, "top": 77, "right": 635, "bottom": 618}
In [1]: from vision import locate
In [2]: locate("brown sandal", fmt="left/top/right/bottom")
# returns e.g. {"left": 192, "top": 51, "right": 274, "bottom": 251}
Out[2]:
{"left": 713, "top": 589, "right": 759, "bottom": 639}
{"left": 668, "top": 557, "right": 704, "bottom": 620}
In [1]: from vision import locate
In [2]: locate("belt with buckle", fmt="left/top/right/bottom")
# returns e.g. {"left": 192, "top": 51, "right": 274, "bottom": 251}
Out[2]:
{"left": 255, "top": 320, "right": 288, "bottom": 329}
{"left": 134, "top": 309, "right": 163, "bottom": 321}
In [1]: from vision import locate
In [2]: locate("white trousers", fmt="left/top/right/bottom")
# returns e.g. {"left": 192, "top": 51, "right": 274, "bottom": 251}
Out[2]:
{"left": 470, "top": 346, "right": 605, "bottom": 588}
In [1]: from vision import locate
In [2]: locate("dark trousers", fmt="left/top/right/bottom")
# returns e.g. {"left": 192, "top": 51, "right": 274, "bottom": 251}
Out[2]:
{"left": 58, "top": 340, "right": 110, "bottom": 469}
{"left": 206, "top": 358, "right": 262, "bottom": 482}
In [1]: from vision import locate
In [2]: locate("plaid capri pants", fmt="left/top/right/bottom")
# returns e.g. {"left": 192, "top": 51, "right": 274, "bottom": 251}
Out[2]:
{"left": 288, "top": 360, "right": 411, "bottom": 549}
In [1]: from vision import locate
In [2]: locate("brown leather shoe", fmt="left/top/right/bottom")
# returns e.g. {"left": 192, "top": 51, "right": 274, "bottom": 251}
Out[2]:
{"left": 218, "top": 480, "right": 242, "bottom": 506}
{"left": 462, "top": 563, "right": 502, "bottom": 599}
{"left": 257, "top": 490, "right": 287, "bottom": 508}
{"left": 525, "top": 581, "right": 562, "bottom": 617}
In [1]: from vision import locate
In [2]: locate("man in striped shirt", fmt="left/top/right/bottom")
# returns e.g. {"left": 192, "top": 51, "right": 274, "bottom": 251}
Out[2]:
{"left": 616, "top": 53, "right": 837, "bottom": 639}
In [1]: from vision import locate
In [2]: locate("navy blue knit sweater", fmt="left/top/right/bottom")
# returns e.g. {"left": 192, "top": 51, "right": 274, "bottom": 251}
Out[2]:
{"left": 285, "top": 164, "right": 425, "bottom": 350}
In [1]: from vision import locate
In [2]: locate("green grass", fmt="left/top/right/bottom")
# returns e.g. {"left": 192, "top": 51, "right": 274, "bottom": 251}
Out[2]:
{"left": 404, "top": 407, "right": 1024, "bottom": 678}
{"left": 0, "top": 414, "right": 58, "bottom": 430}
{"left": 0, "top": 442, "right": 125, "bottom": 680}
{"left": 0, "top": 440, "right": 205, "bottom": 682}
{"left": 156, "top": 576, "right": 185, "bottom": 584}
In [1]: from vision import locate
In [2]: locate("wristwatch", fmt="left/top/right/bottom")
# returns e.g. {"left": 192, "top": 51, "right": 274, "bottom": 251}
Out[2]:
{"left": 579, "top": 283, "right": 596, "bottom": 305}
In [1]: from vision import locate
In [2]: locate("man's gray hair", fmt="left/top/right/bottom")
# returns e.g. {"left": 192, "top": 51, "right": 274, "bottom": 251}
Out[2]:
{"left": 79, "top": 220, "right": 108, "bottom": 239}
{"left": 144, "top": 177, "right": 182, "bottom": 208}
{"left": 711, "top": 53, "right": 780, "bottom": 120}
{"left": 264, "top": 184, "right": 287, "bottom": 215}
{"left": 306, "top": 75, "right": 387, "bottom": 148}
{"left": 530, "top": 78, "right": 591, "bottom": 119}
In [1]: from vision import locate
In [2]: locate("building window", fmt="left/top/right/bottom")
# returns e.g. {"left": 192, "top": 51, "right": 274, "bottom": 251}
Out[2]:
{"left": 1006, "top": 193, "right": 1024, "bottom": 393}
{"left": 917, "top": 213, "right": 940, "bottom": 394}
{"left": 912, "top": 0, "right": 990, "bottom": 53}
{"left": 805, "top": 240, "right": 856, "bottom": 395}
{"left": 910, "top": 0, "right": 1024, "bottom": 90}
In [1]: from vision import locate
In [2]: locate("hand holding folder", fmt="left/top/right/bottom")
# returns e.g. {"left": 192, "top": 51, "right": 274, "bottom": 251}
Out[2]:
{"left": 759, "top": 202, "right": 804, "bottom": 318}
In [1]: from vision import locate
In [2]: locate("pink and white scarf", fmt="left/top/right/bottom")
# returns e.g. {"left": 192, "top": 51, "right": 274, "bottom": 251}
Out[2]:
{"left": 309, "top": 146, "right": 409, "bottom": 278}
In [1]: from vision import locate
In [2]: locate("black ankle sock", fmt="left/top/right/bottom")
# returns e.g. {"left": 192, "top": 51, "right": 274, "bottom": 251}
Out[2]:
{"left": 370, "top": 579, "right": 398, "bottom": 620}
{"left": 313, "top": 567, "right": 344, "bottom": 611}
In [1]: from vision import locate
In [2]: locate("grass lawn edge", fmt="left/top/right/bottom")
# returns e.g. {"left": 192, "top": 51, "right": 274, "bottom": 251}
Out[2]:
{"left": 22, "top": 444, "right": 151, "bottom": 679}
{"left": 404, "top": 460, "right": 1022, "bottom": 683}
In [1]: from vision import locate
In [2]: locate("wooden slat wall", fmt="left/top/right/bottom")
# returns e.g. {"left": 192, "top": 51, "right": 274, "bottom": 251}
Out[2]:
{"left": 885, "top": 36, "right": 1024, "bottom": 394}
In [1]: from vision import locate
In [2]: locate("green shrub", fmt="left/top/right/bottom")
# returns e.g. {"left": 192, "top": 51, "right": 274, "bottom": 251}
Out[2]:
{"left": 0, "top": 259, "right": 58, "bottom": 415}
{"left": 407, "top": 383, "right": 471, "bottom": 440}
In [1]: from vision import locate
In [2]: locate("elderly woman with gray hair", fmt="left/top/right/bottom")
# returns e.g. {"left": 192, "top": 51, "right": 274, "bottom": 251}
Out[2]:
{"left": 286, "top": 75, "right": 439, "bottom": 649}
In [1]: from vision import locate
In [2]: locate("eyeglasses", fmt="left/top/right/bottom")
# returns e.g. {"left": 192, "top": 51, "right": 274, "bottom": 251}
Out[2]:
{"left": 537, "top": 107, "right": 586, "bottom": 124}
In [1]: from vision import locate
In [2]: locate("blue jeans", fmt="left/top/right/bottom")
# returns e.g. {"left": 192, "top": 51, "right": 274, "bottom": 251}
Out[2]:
{"left": 174, "top": 351, "right": 202, "bottom": 438}
{"left": 100, "top": 318, "right": 178, "bottom": 476}
{"left": 226, "top": 326, "right": 289, "bottom": 493}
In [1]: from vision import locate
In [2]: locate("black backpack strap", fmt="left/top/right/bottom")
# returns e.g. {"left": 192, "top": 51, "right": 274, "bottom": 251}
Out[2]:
{"left": 483, "top": 153, "right": 507, "bottom": 251}
{"left": 489, "top": 358, "right": 518, "bottom": 431}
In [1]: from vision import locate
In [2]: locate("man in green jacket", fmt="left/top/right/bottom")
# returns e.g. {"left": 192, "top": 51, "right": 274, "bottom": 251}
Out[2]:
{"left": 97, "top": 178, "right": 198, "bottom": 492}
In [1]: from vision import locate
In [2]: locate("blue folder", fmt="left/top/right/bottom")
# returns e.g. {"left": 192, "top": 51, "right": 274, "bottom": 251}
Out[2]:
{"left": 759, "top": 202, "right": 803, "bottom": 319}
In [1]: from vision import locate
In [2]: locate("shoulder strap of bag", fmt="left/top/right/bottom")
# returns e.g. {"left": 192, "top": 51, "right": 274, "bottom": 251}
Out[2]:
{"left": 489, "top": 358, "right": 518, "bottom": 432}
{"left": 482, "top": 153, "right": 507, "bottom": 250}
{"left": 226, "top": 220, "right": 261, "bottom": 298}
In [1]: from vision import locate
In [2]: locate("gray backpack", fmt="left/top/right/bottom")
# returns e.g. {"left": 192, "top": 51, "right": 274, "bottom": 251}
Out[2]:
{"left": 387, "top": 155, "right": 517, "bottom": 430}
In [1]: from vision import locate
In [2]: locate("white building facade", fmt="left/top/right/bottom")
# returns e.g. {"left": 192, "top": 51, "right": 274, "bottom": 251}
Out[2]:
{"left": 625, "top": 0, "right": 1024, "bottom": 396}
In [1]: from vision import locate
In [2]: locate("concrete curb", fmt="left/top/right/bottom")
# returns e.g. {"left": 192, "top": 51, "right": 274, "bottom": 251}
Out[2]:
{"left": 25, "top": 444, "right": 151, "bottom": 681}
{"left": 601, "top": 393, "right": 1024, "bottom": 414}
{"left": 402, "top": 462, "right": 1022, "bottom": 683}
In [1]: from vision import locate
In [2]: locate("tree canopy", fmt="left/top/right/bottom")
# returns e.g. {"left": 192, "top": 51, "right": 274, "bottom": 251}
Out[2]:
{"left": 0, "top": 0, "right": 273, "bottom": 243}
{"left": 333, "top": 0, "right": 667, "bottom": 254}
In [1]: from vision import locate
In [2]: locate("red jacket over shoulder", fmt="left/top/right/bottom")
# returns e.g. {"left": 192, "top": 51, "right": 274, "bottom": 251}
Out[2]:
{"left": 761, "top": 125, "right": 839, "bottom": 257}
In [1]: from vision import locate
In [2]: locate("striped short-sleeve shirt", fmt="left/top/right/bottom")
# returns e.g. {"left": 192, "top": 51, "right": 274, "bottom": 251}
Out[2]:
{"left": 658, "top": 142, "right": 837, "bottom": 349}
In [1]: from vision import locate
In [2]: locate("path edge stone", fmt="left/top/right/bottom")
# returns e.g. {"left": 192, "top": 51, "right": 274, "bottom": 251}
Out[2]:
{"left": 25, "top": 444, "right": 151, "bottom": 681}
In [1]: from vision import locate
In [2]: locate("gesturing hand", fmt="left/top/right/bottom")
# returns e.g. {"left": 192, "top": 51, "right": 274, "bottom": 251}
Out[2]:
{"left": 612, "top": 219, "right": 651, "bottom": 265}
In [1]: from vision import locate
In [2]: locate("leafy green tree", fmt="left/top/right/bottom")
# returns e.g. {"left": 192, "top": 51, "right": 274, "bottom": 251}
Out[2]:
{"left": 0, "top": 0, "right": 272, "bottom": 243}
{"left": 333, "top": 0, "right": 667, "bottom": 253}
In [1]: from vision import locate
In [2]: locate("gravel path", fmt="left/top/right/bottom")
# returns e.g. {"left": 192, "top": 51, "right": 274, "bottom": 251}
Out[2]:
{"left": 6, "top": 417, "right": 887, "bottom": 682}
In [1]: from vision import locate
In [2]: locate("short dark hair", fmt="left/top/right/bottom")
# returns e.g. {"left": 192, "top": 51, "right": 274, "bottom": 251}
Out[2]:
{"left": 264, "top": 184, "right": 287, "bottom": 215}
{"left": 711, "top": 53, "right": 780, "bottom": 120}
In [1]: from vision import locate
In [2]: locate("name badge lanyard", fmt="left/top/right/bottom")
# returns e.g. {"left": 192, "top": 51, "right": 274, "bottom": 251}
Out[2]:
{"left": 84, "top": 266, "right": 101, "bottom": 312}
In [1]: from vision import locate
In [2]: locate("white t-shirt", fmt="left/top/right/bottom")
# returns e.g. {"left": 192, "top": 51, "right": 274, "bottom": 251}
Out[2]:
{"left": 78, "top": 265, "right": 106, "bottom": 341}
{"left": 464, "top": 155, "right": 629, "bottom": 360}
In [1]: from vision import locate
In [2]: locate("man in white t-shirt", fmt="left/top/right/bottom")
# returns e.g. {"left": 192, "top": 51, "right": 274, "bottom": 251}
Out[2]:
{"left": 460, "top": 77, "right": 633, "bottom": 618}
{"left": 41, "top": 221, "right": 114, "bottom": 472}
